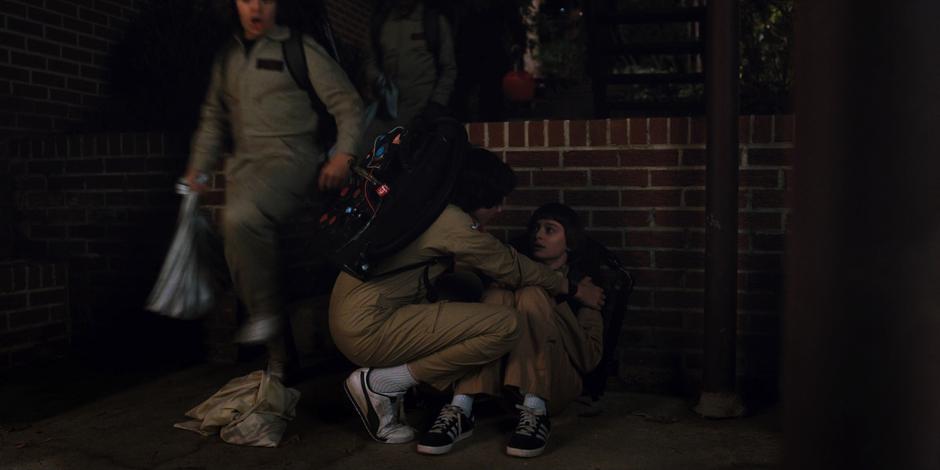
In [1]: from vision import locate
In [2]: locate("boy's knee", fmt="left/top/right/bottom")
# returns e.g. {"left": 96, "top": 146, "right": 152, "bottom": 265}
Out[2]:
{"left": 514, "top": 286, "right": 554, "bottom": 317}
{"left": 483, "top": 287, "right": 515, "bottom": 307}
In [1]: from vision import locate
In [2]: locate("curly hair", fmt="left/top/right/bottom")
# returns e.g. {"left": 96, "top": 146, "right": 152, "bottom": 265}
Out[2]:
{"left": 450, "top": 147, "right": 516, "bottom": 213}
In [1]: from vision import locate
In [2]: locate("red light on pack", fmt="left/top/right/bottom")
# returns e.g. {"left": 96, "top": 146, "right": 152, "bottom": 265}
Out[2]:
{"left": 340, "top": 187, "right": 349, "bottom": 197}
{"left": 319, "top": 213, "right": 329, "bottom": 223}
{"left": 329, "top": 215, "right": 337, "bottom": 225}
{"left": 376, "top": 184, "right": 390, "bottom": 198}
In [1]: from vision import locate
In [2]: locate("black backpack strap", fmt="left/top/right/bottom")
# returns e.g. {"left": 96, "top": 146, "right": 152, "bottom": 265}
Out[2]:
{"left": 282, "top": 29, "right": 325, "bottom": 115}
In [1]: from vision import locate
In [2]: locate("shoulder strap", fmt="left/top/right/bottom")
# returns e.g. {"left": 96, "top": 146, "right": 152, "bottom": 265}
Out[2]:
{"left": 282, "top": 29, "right": 328, "bottom": 117}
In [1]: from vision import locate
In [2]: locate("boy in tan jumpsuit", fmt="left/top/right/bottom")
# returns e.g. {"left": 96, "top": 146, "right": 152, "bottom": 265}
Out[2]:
{"left": 363, "top": 0, "right": 457, "bottom": 140}
{"left": 183, "top": 0, "right": 364, "bottom": 370}
{"left": 331, "top": 149, "right": 604, "bottom": 446}
{"left": 417, "top": 203, "right": 605, "bottom": 458}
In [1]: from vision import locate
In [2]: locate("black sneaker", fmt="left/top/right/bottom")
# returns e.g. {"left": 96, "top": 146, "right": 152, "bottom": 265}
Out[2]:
{"left": 506, "top": 404, "right": 551, "bottom": 458}
{"left": 416, "top": 404, "right": 475, "bottom": 455}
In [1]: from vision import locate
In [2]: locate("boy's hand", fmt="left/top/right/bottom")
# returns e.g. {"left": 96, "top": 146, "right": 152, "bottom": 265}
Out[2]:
{"left": 183, "top": 167, "right": 209, "bottom": 193}
{"left": 318, "top": 152, "right": 355, "bottom": 191}
{"left": 574, "top": 276, "right": 606, "bottom": 310}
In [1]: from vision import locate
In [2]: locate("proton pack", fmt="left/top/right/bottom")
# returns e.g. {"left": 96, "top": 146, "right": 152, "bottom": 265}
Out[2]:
{"left": 316, "top": 117, "right": 468, "bottom": 280}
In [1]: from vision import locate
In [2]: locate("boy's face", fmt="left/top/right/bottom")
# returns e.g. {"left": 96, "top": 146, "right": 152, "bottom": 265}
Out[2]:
{"left": 236, "top": 0, "right": 277, "bottom": 40}
{"left": 530, "top": 219, "right": 568, "bottom": 264}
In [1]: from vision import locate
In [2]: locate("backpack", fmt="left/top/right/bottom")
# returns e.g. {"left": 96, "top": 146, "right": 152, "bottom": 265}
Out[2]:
{"left": 315, "top": 117, "right": 469, "bottom": 280}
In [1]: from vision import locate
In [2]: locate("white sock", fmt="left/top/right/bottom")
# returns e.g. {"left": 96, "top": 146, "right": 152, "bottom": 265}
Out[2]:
{"left": 450, "top": 394, "right": 474, "bottom": 417}
{"left": 523, "top": 393, "right": 547, "bottom": 414}
{"left": 368, "top": 364, "right": 418, "bottom": 395}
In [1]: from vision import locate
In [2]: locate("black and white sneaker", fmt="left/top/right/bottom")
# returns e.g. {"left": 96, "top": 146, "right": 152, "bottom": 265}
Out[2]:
{"left": 506, "top": 404, "right": 551, "bottom": 458}
{"left": 343, "top": 368, "right": 415, "bottom": 444}
{"left": 416, "top": 404, "right": 475, "bottom": 455}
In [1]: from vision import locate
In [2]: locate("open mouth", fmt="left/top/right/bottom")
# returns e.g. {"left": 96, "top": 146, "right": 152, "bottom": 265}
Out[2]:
{"left": 532, "top": 244, "right": 546, "bottom": 251}
{"left": 250, "top": 17, "right": 262, "bottom": 28}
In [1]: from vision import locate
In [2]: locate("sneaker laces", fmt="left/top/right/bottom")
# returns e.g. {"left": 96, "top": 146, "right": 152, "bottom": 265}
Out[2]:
{"left": 514, "top": 404, "right": 542, "bottom": 436}
{"left": 429, "top": 404, "right": 463, "bottom": 433}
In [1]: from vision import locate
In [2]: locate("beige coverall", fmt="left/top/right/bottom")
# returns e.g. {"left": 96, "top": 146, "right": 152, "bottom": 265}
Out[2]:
{"left": 329, "top": 204, "right": 565, "bottom": 391}
{"left": 189, "top": 25, "right": 364, "bottom": 338}
{"left": 457, "top": 275, "right": 604, "bottom": 415}
{"left": 363, "top": 2, "right": 457, "bottom": 145}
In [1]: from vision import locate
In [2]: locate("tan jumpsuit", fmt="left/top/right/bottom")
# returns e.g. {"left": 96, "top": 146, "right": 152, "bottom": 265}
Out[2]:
{"left": 328, "top": 205, "right": 564, "bottom": 390}
{"left": 188, "top": 25, "right": 364, "bottom": 352}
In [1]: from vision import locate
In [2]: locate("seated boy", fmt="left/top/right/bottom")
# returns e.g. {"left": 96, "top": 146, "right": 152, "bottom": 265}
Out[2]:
{"left": 328, "top": 150, "right": 603, "bottom": 445}
{"left": 417, "top": 203, "right": 606, "bottom": 458}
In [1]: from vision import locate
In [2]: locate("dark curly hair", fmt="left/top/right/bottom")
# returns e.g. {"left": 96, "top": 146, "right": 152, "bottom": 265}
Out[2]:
{"left": 450, "top": 147, "right": 516, "bottom": 213}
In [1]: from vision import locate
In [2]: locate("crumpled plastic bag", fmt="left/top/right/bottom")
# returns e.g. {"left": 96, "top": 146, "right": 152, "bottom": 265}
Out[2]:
{"left": 174, "top": 370, "right": 301, "bottom": 447}
{"left": 145, "top": 180, "right": 222, "bottom": 319}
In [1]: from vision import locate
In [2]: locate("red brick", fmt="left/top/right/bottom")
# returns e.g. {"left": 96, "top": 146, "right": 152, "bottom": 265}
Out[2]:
{"left": 563, "top": 190, "right": 619, "bottom": 207}
{"left": 683, "top": 189, "right": 747, "bottom": 208}
{"left": 563, "top": 150, "right": 618, "bottom": 167}
{"left": 650, "top": 118, "right": 667, "bottom": 144}
{"left": 467, "top": 122, "right": 486, "bottom": 147}
{"left": 591, "top": 169, "right": 648, "bottom": 187}
{"left": 751, "top": 190, "right": 787, "bottom": 209}
{"left": 487, "top": 122, "right": 505, "bottom": 147}
{"left": 506, "top": 189, "right": 560, "bottom": 207}
{"left": 630, "top": 269, "right": 684, "bottom": 288}
{"left": 105, "top": 157, "right": 148, "bottom": 173}
{"left": 508, "top": 121, "right": 525, "bottom": 147}
{"left": 691, "top": 117, "right": 706, "bottom": 144}
{"left": 625, "top": 230, "right": 687, "bottom": 249}
{"left": 739, "top": 115, "right": 751, "bottom": 143}
{"left": 569, "top": 120, "right": 587, "bottom": 146}
{"left": 621, "top": 189, "right": 682, "bottom": 207}
{"left": 629, "top": 118, "right": 648, "bottom": 145}
{"left": 0, "top": 293, "right": 27, "bottom": 310}
{"left": 748, "top": 148, "right": 792, "bottom": 166}
{"left": 548, "top": 121, "right": 565, "bottom": 146}
{"left": 681, "top": 149, "right": 706, "bottom": 166}
{"left": 620, "top": 149, "right": 679, "bottom": 167}
{"left": 655, "top": 250, "right": 704, "bottom": 269}
{"left": 746, "top": 272, "right": 783, "bottom": 291}
{"left": 654, "top": 210, "right": 704, "bottom": 228}
{"left": 753, "top": 115, "right": 773, "bottom": 143}
{"left": 85, "top": 175, "right": 125, "bottom": 190}
{"left": 670, "top": 117, "right": 689, "bottom": 145}
{"left": 126, "top": 174, "right": 174, "bottom": 189}
{"left": 514, "top": 171, "right": 533, "bottom": 187}
{"left": 588, "top": 119, "right": 607, "bottom": 146}
{"left": 610, "top": 250, "right": 652, "bottom": 268}
{"left": 505, "top": 150, "right": 559, "bottom": 168}
{"left": 527, "top": 120, "right": 546, "bottom": 147}
{"left": 584, "top": 229, "right": 623, "bottom": 248}
{"left": 65, "top": 158, "right": 103, "bottom": 173}
{"left": 592, "top": 210, "right": 650, "bottom": 228}
{"left": 532, "top": 170, "right": 587, "bottom": 187}
{"left": 650, "top": 170, "right": 704, "bottom": 187}
{"left": 741, "top": 169, "right": 780, "bottom": 188}
{"left": 9, "top": 308, "right": 51, "bottom": 328}
{"left": 774, "top": 115, "right": 794, "bottom": 142}
{"left": 656, "top": 290, "right": 703, "bottom": 309}
{"left": 610, "top": 119, "right": 628, "bottom": 145}
{"left": 739, "top": 212, "right": 782, "bottom": 230}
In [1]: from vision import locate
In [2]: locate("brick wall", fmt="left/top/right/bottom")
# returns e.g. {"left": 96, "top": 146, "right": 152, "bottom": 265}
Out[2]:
{"left": 6, "top": 131, "right": 193, "bottom": 353}
{"left": 6, "top": 115, "right": 793, "bottom": 397}
{"left": 326, "top": 0, "right": 372, "bottom": 49}
{"left": 0, "top": 260, "right": 69, "bottom": 367}
{"left": 0, "top": 0, "right": 149, "bottom": 134}
{"left": 472, "top": 115, "right": 793, "bottom": 396}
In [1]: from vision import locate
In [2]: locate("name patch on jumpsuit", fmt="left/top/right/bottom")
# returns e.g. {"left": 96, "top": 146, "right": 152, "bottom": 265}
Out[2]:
{"left": 256, "top": 59, "right": 284, "bottom": 71}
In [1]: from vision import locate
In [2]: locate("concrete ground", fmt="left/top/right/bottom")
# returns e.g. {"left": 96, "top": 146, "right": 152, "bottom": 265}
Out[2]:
{"left": 1, "top": 359, "right": 780, "bottom": 470}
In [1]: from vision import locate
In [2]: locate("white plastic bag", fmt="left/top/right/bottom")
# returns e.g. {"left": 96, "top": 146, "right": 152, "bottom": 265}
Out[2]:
{"left": 146, "top": 180, "right": 221, "bottom": 319}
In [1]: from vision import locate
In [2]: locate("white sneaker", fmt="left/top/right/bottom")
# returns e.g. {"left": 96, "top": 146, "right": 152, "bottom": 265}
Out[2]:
{"left": 344, "top": 368, "right": 415, "bottom": 444}
{"left": 234, "top": 315, "right": 281, "bottom": 344}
